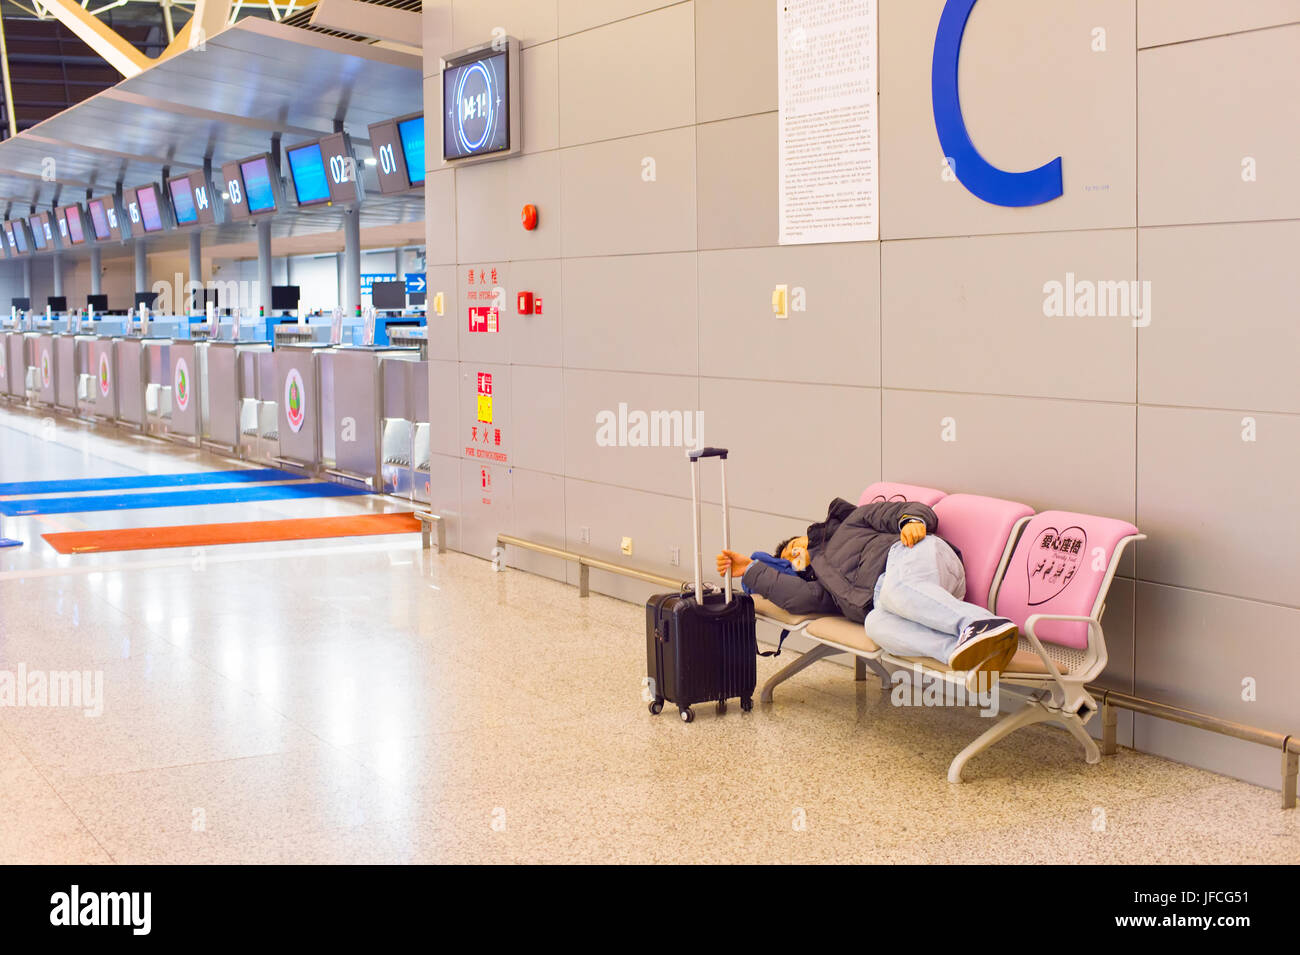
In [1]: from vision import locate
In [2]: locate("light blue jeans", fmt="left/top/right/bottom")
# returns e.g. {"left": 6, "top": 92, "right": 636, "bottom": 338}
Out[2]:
{"left": 864, "top": 537, "right": 994, "bottom": 662}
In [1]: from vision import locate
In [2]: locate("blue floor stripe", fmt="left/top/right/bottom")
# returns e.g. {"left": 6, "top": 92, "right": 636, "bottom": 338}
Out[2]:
{"left": 0, "top": 481, "right": 368, "bottom": 516}
{"left": 0, "top": 468, "right": 299, "bottom": 497}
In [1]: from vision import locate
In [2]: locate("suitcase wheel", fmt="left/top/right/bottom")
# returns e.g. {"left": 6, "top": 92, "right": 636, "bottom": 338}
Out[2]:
{"left": 715, "top": 700, "right": 727, "bottom": 716}
{"left": 678, "top": 706, "right": 694, "bottom": 724}
{"left": 648, "top": 699, "right": 664, "bottom": 716}
{"left": 741, "top": 697, "right": 753, "bottom": 712}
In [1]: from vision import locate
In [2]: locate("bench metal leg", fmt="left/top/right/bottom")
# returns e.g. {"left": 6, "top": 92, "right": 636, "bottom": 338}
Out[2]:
{"left": 578, "top": 562, "right": 589, "bottom": 597}
{"left": 854, "top": 657, "right": 867, "bottom": 682}
{"left": 421, "top": 523, "right": 431, "bottom": 550}
{"left": 948, "top": 701, "right": 1053, "bottom": 783}
{"left": 866, "top": 657, "right": 892, "bottom": 691}
{"left": 760, "top": 643, "right": 838, "bottom": 703}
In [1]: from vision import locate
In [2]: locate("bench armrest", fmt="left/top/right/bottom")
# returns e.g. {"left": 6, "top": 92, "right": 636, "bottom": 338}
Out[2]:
{"left": 1022, "top": 613, "right": 1104, "bottom": 686}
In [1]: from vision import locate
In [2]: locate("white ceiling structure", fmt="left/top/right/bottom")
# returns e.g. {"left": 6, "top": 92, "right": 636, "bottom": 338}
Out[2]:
{"left": 0, "top": 15, "right": 424, "bottom": 261}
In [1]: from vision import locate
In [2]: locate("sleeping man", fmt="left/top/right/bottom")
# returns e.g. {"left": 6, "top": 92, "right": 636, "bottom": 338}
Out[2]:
{"left": 715, "top": 497, "right": 1019, "bottom": 675}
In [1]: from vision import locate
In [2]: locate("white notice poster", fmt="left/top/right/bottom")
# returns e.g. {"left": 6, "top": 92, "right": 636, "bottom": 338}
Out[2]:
{"left": 778, "top": 0, "right": 879, "bottom": 244}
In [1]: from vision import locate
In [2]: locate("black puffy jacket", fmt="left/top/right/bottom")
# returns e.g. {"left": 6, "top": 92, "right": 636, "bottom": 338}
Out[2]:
{"left": 741, "top": 497, "right": 939, "bottom": 623}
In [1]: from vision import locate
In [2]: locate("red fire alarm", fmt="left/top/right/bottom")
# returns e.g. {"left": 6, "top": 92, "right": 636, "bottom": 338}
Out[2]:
{"left": 521, "top": 203, "right": 538, "bottom": 231}
{"left": 517, "top": 291, "right": 534, "bottom": 315}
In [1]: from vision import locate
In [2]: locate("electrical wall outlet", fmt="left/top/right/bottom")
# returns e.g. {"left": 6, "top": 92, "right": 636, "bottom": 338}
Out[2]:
{"left": 579, "top": 526, "right": 590, "bottom": 544}
{"left": 669, "top": 546, "right": 680, "bottom": 567}
{"left": 620, "top": 537, "right": 633, "bottom": 556}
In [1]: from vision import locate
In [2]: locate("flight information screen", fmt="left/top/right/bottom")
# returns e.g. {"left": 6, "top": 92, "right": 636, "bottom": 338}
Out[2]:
{"left": 137, "top": 186, "right": 164, "bottom": 232}
{"left": 398, "top": 115, "right": 426, "bottom": 184}
{"left": 88, "top": 200, "right": 111, "bottom": 240}
{"left": 287, "top": 143, "right": 331, "bottom": 205}
{"left": 442, "top": 49, "right": 509, "bottom": 162}
{"left": 241, "top": 157, "right": 277, "bottom": 213}
{"left": 169, "top": 178, "right": 198, "bottom": 224}
{"left": 29, "top": 216, "right": 46, "bottom": 249}
{"left": 64, "top": 207, "right": 85, "bottom": 244}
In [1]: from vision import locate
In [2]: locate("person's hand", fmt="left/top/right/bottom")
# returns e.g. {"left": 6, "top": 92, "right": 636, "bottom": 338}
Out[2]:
{"left": 715, "top": 549, "right": 751, "bottom": 578}
{"left": 900, "top": 522, "right": 927, "bottom": 548}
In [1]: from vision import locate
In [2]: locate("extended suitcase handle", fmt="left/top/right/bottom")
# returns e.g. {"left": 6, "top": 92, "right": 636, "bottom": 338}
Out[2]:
{"left": 688, "top": 447, "right": 732, "bottom": 605}
{"left": 687, "top": 446, "right": 728, "bottom": 461}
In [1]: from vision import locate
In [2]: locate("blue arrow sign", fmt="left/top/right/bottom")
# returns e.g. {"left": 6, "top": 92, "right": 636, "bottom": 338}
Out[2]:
{"left": 405, "top": 273, "right": 427, "bottom": 295}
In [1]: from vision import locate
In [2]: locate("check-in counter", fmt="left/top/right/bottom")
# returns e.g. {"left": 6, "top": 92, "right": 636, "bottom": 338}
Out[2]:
{"left": 166, "top": 339, "right": 206, "bottom": 443}
{"left": 274, "top": 342, "right": 334, "bottom": 471}
{"left": 88, "top": 337, "right": 120, "bottom": 419}
{"left": 143, "top": 339, "right": 173, "bottom": 429}
{"left": 1, "top": 328, "right": 26, "bottom": 398}
{"left": 115, "top": 336, "right": 169, "bottom": 430}
{"left": 53, "top": 333, "right": 83, "bottom": 412}
{"left": 379, "top": 355, "right": 431, "bottom": 499}
{"left": 69, "top": 334, "right": 98, "bottom": 414}
{"left": 32, "top": 332, "right": 59, "bottom": 406}
{"left": 206, "top": 340, "right": 270, "bottom": 452}
{"left": 324, "top": 345, "right": 421, "bottom": 489}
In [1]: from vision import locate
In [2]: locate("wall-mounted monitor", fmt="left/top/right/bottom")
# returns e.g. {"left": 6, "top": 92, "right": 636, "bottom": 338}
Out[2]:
{"left": 168, "top": 175, "right": 199, "bottom": 225}
{"left": 397, "top": 114, "right": 425, "bottom": 184}
{"left": 237, "top": 154, "right": 281, "bottom": 215}
{"left": 87, "top": 195, "right": 124, "bottom": 241}
{"left": 87, "top": 199, "right": 111, "bottom": 241}
{"left": 126, "top": 183, "right": 170, "bottom": 233}
{"left": 286, "top": 140, "right": 332, "bottom": 207}
{"left": 4, "top": 221, "right": 18, "bottom": 256}
{"left": 367, "top": 118, "right": 412, "bottom": 195}
{"left": 60, "top": 204, "right": 87, "bottom": 245}
{"left": 167, "top": 170, "right": 221, "bottom": 227}
{"left": 7, "top": 219, "right": 29, "bottom": 255}
{"left": 440, "top": 37, "right": 521, "bottom": 167}
{"left": 29, "top": 213, "right": 51, "bottom": 250}
{"left": 317, "top": 132, "right": 363, "bottom": 205}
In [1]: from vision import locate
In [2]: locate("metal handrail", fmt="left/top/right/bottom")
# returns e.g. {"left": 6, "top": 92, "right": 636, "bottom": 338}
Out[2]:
{"left": 494, "top": 531, "right": 1300, "bottom": 808}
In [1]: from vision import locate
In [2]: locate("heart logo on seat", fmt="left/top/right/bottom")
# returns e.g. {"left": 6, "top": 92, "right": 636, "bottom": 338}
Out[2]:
{"left": 1026, "top": 526, "right": 1087, "bottom": 606}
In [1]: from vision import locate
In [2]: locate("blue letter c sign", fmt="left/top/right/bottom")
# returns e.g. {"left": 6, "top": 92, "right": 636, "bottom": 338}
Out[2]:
{"left": 931, "top": 0, "right": 1063, "bottom": 207}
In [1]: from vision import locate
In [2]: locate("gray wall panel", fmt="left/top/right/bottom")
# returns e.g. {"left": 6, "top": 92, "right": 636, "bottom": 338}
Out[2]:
{"left": 695, "top": 0, "right": 777, "bottom": 122}
{"left": 696, "top": 113, "right": 777, "bottom": 250}
{"left": 882, "top": 230, "right": 1138, "bottom": 402}
{"left": 1138, "top": 25, "right": 1300, "bottom": 226}
{"left": 698, "top": 244, "right": 880, "bottom": 387}
{"left": 1139, "top": 221, "right": 1300, "bottom": 414}
{"left": 563, "top": 253, "right": 698, "bottom": 375}
{"left": 1137, "top": 406, "right": 1299, "bottom": 607}
{"left": 560, "top": 127, "right": 697, "bottom": 258}
{"left": 558, "top": 3, "right": 695, "bottom": 146}
{"left": 1138, "top": 0, "right": 1300, "bottom": 48}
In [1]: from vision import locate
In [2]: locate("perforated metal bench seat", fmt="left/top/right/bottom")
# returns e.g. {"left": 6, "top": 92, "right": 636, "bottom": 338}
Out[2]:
{"left": 757, "top": 480, "right": 1142, "bottom": 782}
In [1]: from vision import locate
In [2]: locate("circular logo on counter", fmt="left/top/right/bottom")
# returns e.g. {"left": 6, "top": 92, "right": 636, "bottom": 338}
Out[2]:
{"left": 98, "top": 352, "right": 111, "bottom": 397}
{"left": 284, "top": 367, "right": 306, "bottom": 433}
{"left": 174, "top": 358, "right": 190, "bottom": 412}
{"left": 40, "top": 350, "right": 51, "bottom": 388}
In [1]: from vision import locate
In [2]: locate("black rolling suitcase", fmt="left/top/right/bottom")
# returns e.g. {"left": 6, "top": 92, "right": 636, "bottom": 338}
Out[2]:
{"left": 645, "top": 446, "right": 757, "bottom": 723}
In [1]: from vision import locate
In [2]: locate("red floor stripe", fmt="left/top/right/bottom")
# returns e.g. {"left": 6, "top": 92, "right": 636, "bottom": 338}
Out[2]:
{"left": 41, "top": 512, "right": 423, "bottom": 555}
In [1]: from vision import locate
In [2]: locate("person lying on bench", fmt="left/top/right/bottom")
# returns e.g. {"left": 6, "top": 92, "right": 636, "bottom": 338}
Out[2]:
{"left": 716, "top": 498, "right": 1019, "bottom": 674}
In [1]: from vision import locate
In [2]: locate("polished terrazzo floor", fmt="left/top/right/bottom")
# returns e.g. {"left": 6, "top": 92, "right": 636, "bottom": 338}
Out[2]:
{"left": 2, "top": 405, "right": 1298, "bottom": 864}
